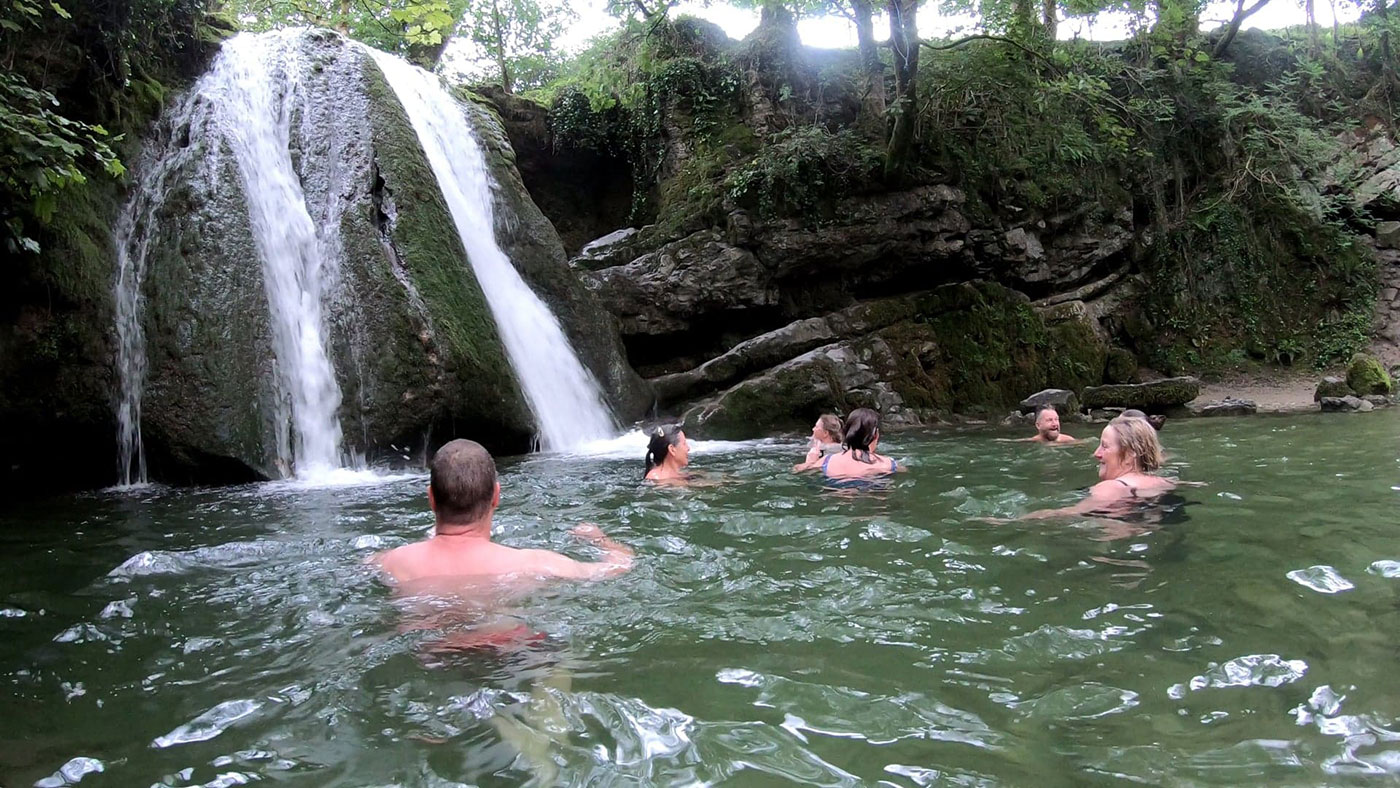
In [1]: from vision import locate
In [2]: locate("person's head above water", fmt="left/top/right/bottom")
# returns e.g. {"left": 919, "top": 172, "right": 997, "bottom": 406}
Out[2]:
{"left": 1094, "top": 415, "right": 1164, "bottom": 480}
{"left": 842, "top": 408, "right": 882, "bottom": 463}
{"left": 813, "top": 414, "right": 843, "bottom": 444}
{"left": 1122, "top": 408, "right": 1166, "bottom": 432}
{"left": 644, "top": 426, "right": 690, "bottom": 479}
{"left": 428, "top": 439, "right": 500, "bottom": 531}
{"left": 1034, "top": 406, "right": 1062, "bottom": 441}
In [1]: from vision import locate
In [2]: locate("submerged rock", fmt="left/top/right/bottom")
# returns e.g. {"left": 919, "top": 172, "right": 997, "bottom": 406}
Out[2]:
{"left": 1320, "top": 395, "right": 1367, "bottom": 412}
{"left": 1080, "top": 377, "right": 1201, "bottom": 410}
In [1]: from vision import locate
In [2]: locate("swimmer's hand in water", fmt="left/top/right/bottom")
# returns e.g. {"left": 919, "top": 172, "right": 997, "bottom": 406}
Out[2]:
{"left": 571, "top": 523, "right": 606, "bottom": 541}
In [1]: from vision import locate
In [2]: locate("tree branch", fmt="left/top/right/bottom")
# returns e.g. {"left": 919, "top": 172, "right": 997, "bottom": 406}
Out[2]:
{"left": 920, "top": 34, "right": 1062, "bottom": 75}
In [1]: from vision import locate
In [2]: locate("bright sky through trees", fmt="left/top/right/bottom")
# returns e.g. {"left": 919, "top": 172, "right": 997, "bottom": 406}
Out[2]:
{"left": 442, "top": 0, "right": 1364, "bottom": 82}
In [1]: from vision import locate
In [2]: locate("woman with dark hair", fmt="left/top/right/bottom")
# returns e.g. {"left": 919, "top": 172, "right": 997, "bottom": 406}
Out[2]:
{"left": 643, "top": 426, "right": 691, "bottom": 483}
{"left": 793, "top": 413, "right": 844, "bottom": 472}
{"left": 821, "top": 407, "right": 899, "bottom": 480}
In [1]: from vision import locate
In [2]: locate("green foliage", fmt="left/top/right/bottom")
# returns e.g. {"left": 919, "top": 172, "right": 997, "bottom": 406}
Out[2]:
{"left": 457, "top": 0, "right": 573, "bottom": 92}
{"left": 221, "top": 0, "right": 467, "bottom": 59}
{"left": 725, "top": 126, "right": 880, "bottom": 218}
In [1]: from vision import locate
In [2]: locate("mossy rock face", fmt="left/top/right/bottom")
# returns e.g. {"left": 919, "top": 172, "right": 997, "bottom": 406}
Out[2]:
{"left": 1105, "top": 347, "right": 1138, "bottom": 384}
{"left": 1345, "top": 353, "right": 1393, "bottom": 396}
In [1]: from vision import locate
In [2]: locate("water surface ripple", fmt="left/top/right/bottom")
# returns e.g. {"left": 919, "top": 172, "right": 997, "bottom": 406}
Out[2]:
{"left": 3, "top": 413, "right": 1400, "bottom": 785}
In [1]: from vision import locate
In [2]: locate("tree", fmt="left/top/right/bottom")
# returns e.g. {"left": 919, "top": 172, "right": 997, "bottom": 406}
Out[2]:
{"left": 218, "top": 0, "right": 466, "bottom": 63}
{"left": 1211, "top": 0, "right": 1273, "bottom": 57}
{"left": 884, "top": 0, "right": 919, "bottom": 183}
{"left": 460, "top": 0, "right": 573, "bottom": 92}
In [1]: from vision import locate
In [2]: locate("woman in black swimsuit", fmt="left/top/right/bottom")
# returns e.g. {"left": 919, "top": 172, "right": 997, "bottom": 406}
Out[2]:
{"left": 1019, "top": 414, "right": 1176, "bottom": 519}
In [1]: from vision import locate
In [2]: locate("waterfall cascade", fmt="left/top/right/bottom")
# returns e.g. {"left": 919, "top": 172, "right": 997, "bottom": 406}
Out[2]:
{"left": 114, "top": 31, "right": 348, "bottom": 481}
{"left": 113, "top": 30, "right": 620, "bottom": 483}
{"left": 364, "top": 47, "right": 617, "bottom": 451}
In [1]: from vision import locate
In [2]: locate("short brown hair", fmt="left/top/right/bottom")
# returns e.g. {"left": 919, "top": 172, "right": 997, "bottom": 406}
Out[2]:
{"left": 430, "top": 439, "right": 498, "bottom": 524}
{"left": 818, "top": 414, "right": 843, "bottom": 440}
{"left": 1109, "top": 416, "right": 1163, "bottom": 471}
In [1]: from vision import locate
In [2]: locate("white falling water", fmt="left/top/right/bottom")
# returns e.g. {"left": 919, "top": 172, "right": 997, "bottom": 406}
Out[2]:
{"left": 364, "top": 47, "right": 617, "bottom": 451}
{"left": 113, "top": 31, "right": 348, "bottom": 480}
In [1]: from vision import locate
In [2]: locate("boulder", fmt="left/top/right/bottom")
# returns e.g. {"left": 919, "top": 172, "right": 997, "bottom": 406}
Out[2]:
{"left": 1346, "top": 353, "right": 1394, "bottom": 396}
{"left": 1377, "top": 221, "right": 1400, "bottom": 250}
{"left": 1019, "top": 389, "right": 1080, "bottom": 415}
{"left": 1002, "top": 411, "right": 1036, "bottom": 427}
{"left": 1186, "top": 398, "right": 1258, "bottom": 417}
{"left": 582, "top": 230, "right": 778, "bottom": 337}
{"left": 1313, "top": 376, "right": 1353, "bottom": 401}
{"left": 1364, "top": 394, "right": 1390, "bottom": 408}
{"left": 1081, "top": 377, "right": 1201, "bottom": 410}
{"left": 679, "top": 336, "right": 918, "bottom": 439}
{"left": 571, "top": 227, "right": 645, "bottom": 271}
{"left": 1320, "top": 395, "right": 1365, "bottom": 412}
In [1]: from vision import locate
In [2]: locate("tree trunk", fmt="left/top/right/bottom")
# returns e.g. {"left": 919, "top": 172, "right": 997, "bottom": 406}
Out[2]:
{"left": 1212, "top": 0, "right": 1270, "bottom": 58}
{"left": 1011, "top": 0, "right": 1036, "bottom": 41}
{"left": 884, "top": 0, "right": 919, "bottom": 184}
{"left": 1042, "top": 0, "right": 1058, "bottom": 43}
{"left": 491, "top": 0, "right": 512, "bottom": 93}
{"left": 1305, "top": 0, "right": 1319, "bottom": 56}
{"left": 852, "top": 0, "right": 885, "bottom": 118}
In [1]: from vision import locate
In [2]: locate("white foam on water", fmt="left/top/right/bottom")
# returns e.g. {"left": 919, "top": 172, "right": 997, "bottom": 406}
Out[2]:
{"left": 34, "top": 756, "right": 104, "bottom": 787}
{"left": 1286, "top": 565, "right": 1356, "bottom": 594}
{"left": 567, "top": 429, "right": 785, "bottom": 460}
{"left": 1367, "top": 560, "right": 1400, "bottom": 578}
{"left": 152, "top": 699, "right": 263, "bottom": 748}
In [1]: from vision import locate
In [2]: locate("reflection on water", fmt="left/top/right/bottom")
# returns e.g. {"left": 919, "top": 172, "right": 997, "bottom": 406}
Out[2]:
{"left": 3, "top": 412, "right": 1400, "bottom": 785}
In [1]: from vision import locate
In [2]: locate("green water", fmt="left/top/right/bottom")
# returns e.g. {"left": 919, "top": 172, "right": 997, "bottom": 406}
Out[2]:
{"left": 3, "top": 412, "right": 1400, "bottom": 786}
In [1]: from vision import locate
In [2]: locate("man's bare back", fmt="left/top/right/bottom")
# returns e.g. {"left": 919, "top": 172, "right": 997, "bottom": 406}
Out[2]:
{"left": 376, "top": 524, "right": 631, "bottom": 584}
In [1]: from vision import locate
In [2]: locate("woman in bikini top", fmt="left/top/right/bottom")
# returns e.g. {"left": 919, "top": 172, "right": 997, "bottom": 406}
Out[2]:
{"left": 821, "top": 407, "right": 900, "bottom": 480}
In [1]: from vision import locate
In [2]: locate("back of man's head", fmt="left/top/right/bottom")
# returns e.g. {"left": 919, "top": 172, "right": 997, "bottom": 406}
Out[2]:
{"left": 429, "top": 439, "right": 497, "bottom": 525}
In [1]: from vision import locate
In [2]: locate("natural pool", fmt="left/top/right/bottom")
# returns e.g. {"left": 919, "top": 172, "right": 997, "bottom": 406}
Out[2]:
{"left": 3, "top": 411, "right": 1399, "bottom": 786}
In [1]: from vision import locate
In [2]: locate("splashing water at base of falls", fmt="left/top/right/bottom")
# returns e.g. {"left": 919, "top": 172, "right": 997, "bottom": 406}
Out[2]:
{"left": 113, "top": 31, "right": 350, "bottom": 480}
{"left": 363, "top": 47, "right": 617, "bottom": 452}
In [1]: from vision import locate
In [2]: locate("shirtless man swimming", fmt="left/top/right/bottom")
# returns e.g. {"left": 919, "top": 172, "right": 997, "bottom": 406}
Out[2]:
{"left": 374, "top": 438, "right": 633, "bottom": 584}
{"left": 1026, "top": 406, "right": 1077, "bottom": 443}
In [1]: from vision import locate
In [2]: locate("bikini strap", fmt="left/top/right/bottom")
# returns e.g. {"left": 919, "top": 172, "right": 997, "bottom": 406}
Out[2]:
{"left": 822, "top": 454, "right": 832, "bottom": 474}
{"left": 1116, "top": 477, "right": 1138, "bottom": 497}
{"left": 889, "top": 457, "right": 897, "bottom": 472}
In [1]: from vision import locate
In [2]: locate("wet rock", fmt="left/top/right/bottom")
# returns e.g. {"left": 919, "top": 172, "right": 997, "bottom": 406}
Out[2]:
{"left": 1313, "top": 376, "right": 1352, "bottom": 401}
{"left": 1363, "top": 394, "right": 1390, "bottom": 408}
{"left": 1320, "top": 395, "right": 1367, "bottom": 412}
{"left": 1104, "top": 347, "right": 1138, "bottom": 384}
{"left": 1186, "top": 398, "right": 1257, "bottom": 417}
{"left": 1081, "top": 377, "right": 1201, "bottom": 410}
{"left": 1345, "top": 352, "right": 1394, "bottom": 396}
{"left": 571, "top": 227, "right": 644, "bottom": 271}
{"left": 1002, "top": 411, "right": 1036, "bottom": 427}
{"left": 1019, "top": 389, "right": 1080, "bottom": 415}
{"left": 583, "top": 230, "right": 778, "bottom": 337}
{"left": 679, "top": 336, "right": 918, "bottom": 439}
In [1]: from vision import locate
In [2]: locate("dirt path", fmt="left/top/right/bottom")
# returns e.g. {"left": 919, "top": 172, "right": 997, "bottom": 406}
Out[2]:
{"left": 1191, "top": 368, "right": 1331, "bottom": 413}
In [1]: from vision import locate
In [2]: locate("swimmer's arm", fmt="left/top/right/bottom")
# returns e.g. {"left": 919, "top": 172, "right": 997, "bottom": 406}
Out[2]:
{"left": 1007, "top": 481, "right": 1129, "bottom": 521}
{"left": 533, "top": 525, "right": 634, "bottom": 580}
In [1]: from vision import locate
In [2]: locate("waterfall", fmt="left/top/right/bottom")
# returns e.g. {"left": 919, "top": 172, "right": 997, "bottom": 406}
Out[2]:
{"left": 113, "top": 31, "right": 348, "bottom": 480}
{"left": 363, "top": 47, "right": 617, "bottom": 452}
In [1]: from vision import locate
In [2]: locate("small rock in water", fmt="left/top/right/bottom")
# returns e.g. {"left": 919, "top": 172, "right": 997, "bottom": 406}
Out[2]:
{"left": 1018, "top": 389, "right": 1079, "bottom": 415}
{"left": 1186, "top": 398, "right": 1257, "bottom": 417}
{"left": 1363, "top": 394, "right": 1390, "bottom": 408}
{"left": 1286, "top": 565, "right": 1355, "bottom": 594}
{"left": 1319, "top": 396, "right": 1365, "bottom": 412}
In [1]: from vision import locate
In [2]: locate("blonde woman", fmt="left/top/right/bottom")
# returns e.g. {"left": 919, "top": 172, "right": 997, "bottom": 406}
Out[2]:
{"left": 1020, "top": 415, "right": 1175, "bottom": 519}
{"left": 793, "top": 413, "right": 844, "bottom": 472}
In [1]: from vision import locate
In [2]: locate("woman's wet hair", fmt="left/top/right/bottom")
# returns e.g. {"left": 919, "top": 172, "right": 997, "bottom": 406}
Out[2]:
{"left": 817, "top": 414, "right": 843, "bottom": 441}
{"left": 842, "top": 408, "right": 881, "bottom": 464}
{"left": 644, "top": 426, "right": 684, "bottom": 479}
{"left": 1109, "top": 415, "right": 1164, "bottom": 471}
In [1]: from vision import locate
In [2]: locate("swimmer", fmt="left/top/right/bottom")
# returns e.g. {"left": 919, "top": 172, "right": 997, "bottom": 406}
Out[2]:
{"left": 822, "top": 408, "right": 901, "bottom": 480}
{"left": 793, "top": 413, "right": 844, "bottom": 472}
{"left": 644, "top": 426, "right": 692, "bottom": 483}
{"left": 1122, "top": 408, "right": 1167, "bottom": 431}
{"left": 373, "top": 439, "right": 633, "bottom": 584}
{"left": 1018, "top": 415, "right": 1175, "bottom": 519}
{"left": 1026, "top": 406, "right": 1077, "bottom": 443}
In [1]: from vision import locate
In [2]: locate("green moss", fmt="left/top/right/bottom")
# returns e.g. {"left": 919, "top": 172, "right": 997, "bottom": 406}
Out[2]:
{"left": 1345, "top": 353, "right": 1393, "bottom": 396}
{"left": 362, "top": 64, "right": 520, "bottom": 398}
{"left": 1105, "top": 346, "right": 1138, "bottom": 384}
